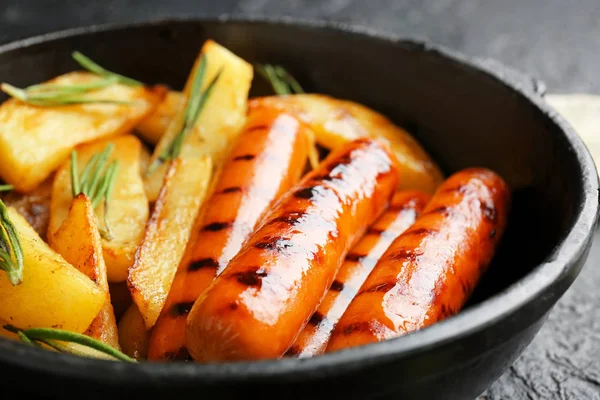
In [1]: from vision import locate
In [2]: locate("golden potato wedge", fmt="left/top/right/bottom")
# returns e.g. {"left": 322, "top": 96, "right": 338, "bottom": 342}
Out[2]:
{"left": 50, "top": 194, "right": 120, "bottom": 349}
{"left": 1, "top": 174, "right": 53, "bottom": 240}
{"left": 136, "top": 90, "right": 185, "bottom": 145}
{"left": 0, "top": 72, "right": 163, "bottom": 193}
{"left": 49, "top": 134, "right": 149, "bottom": 282}
{"left": 128, "top": 156, "right": 212, "bottom": 328}
{"left": 138, "top": 143, "right": 152, "bottom": 178}
{"left": 118, "top": 304, "right": 149, "bottom": 361}
{"left": 144, "top": 40, "right": 253, "bottom": 202}
{"left": 253, "top": 94, "right": 445, "bottom": 194}
{"left": 0, "top": 208, "right": 106, "bottom": 332}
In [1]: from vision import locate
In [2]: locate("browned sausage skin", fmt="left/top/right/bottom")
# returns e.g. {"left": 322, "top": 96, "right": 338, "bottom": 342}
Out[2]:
{"left": 185, "top": 138, "right": 400, "bottom": 362}
{"left": 147, "top": 104, "right": 310, "bottom": 360}
{"left": 326, "top": 168, "right": 510, "bottom": 352}
{"left": 287, "top": 191, "right": 431, "bottom": 358}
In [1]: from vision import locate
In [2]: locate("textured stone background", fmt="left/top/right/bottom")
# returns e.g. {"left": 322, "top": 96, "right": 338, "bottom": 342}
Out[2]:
{"left": 1, "top": 1, "right": 599, "bottom": 399}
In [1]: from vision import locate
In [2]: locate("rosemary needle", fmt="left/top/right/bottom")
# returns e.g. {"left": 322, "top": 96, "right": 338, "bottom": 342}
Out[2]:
{"left": 147, "top": 54, "right": 223, "bottom": 175}
{"left": 1, "top": 51, "right": 142, "bottom": 106}
{"left": 72, "top": 51, "right": 143, "bottom": 87}
{"left": 0, "top": 199, "right": 24, "bottom": 285}
{"left": 71, "top": 144, "right": 120, "bottom": 240}
{"left": 255, "top": 63, "right": 320, "bottom": 169}
{"left": 255, "top": 63, "right": 305, "bottom": 95}
{"left": 3, "top": 325, "right": 136, "bottom": 362}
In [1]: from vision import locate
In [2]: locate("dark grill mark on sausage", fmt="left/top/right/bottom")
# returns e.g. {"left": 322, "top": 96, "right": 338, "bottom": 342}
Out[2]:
{"left": 244, "top": 124, "right": 269, "bottom": 134}
{"left": 220, "top": 186, "right": 242, "bottom": 194}
{"left": 481, "top": 203, "right": 497, "bottom": 222}
{"left": 359, "top": 281, "right": 395, "bottom": 295}
{"left": 188, "top": 258, "right": 219, "bottom": 271}
{"left": 203, "top": 222, "right": 231, "bottom": 232}
{"left": 404, "top": 227, "right": 435, "bottom": 237}
{"left": 294, "top": 186, "right": 318, "bottom": 200}
{"left": 388, "top": 203, "right": 411, "bottom": 213}
{"left": 234, "top": 154, "right": 255, "bottom": 161}
{"left": 427, "top": 206, "right": 450, "bottom": 216}
{"left": 342, "top": 321, "right": 373, "bottom": 336}
{"left": 367, "top": 227, "right": 385, "bottom": 236}
{"left": 171, "top": 301, "right": 195, "bottom": 317}
{"left": 460, "top": 280, "right": 470, "bottom": 296}
{"left": 336, "top": 154, "right": 353, "bottom": 165}
{"left": 489, "top": 228, "right": 497, "bottom": 239}
{"left": 330, "top": 280, "right": 345, "bottom": 292}
{"left": 232, "top": 268, "right": 268, "bottom": 288}
{"left": 387, "top": 248, "right": 421, "bottom": 263}
{"left": 345, "top": 253, "right": 366, "bottom": 262}
{"left": 229, "top": 303, "right": 238, "bottom": 311}
{"left": 164, "top": 346, "right": 192, "bottom": 361}
{"left": 285, "top": 345, "right": 301, "bottom": 356}
{"left": 268, "top": 212, "right": 306, "bottom": 226}
{"left": 308, "top": 311, "right": 325, "bottom": 326}
{"left": 445, "top": 184, "right": 469, "bottom": 195}
{"left": 254, "top": 237, "right": 294, "bottom": 252}
{"left": 314, "top": 174, "right": 334, "bottom": 182}
{"left": 440, "top": 304, "right": 449, "bottom": 318}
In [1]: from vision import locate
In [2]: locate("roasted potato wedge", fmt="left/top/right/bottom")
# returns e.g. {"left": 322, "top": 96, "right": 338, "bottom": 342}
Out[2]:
{"left": 253, "top": 94, "right": 444, "bottom": 193}
{"left": 138, "top": 143, "right": 152, "bottom": 178}
{"left": 50, "top": 194, "right": 120, "bottom": 349}
{"left": 0, "top": 72, "right": 163, "bottom": 193}
{"left": 128, "top": 156, "right": 212, "bottom": 328}
{"left": 136, "top": 91, "right": 185, "bottom": 145}
{"left": 49, "top": 134, "right": 149, "bottom": 282}
{"left": 0, "top": 208, "right": 106, "bottom": 332}
{"left": 137, "top": 92, "right": 444, "bottom": 194}
{"left": 1, "top": 175, "right": 53, "bottom": 240}
{"left": 144, "top": 40, "right": 253, "bottom": 202}
{"left": 118, "top": 304, "right": 149, "bottom": 360}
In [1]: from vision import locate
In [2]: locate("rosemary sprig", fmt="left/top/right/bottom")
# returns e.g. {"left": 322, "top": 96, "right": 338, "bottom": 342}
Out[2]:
{"left": 1, "top": 80, "right": 132, "bottom": 107}
{"left": 3, "top": 325, "right": 135, "bottom": 362}
{"left": 0, "top": 199, "right": 24, "bottom": 285}
{"left": 0, "top": 184, "right": 13, "bottom": 192}
{"left": 256, "top": 64, "right": 320, "bottom": 169}
{"left": 256, "top": 64, "right": 305, "bottom": 95}
{"left": 1, "top": 51, "right": 142, "bottom": 107}
{"left": 147, "top": 55, "right": 223, "bottom": 175}
{"left": 72, "top": 51, "right": 143, "bottom": 87}
{"left": 71, "top": 144, "right": 120, "bottom": 241}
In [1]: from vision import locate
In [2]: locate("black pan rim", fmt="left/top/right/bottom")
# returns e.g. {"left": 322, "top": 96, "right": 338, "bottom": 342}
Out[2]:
{"left": 0, "top": 15, "right": 597, "bottom": 384}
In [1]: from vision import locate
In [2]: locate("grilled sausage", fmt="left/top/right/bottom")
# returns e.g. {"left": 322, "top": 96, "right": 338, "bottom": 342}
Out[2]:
{"left": 147, "top": 104, "right": 310, "bottom": 360}
{"left": 185, "top": 138, "right": 400, "bottom": 361}
{"left": 286, "top": 191, "right": 431, "bottom": 358}
{"left": 326, "top": 168, "right": 510, "bottom": 352}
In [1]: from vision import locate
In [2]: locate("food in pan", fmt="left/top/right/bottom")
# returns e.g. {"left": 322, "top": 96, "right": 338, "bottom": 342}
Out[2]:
{"left": 0, "top": 39, "right": 509, "bottom": 363}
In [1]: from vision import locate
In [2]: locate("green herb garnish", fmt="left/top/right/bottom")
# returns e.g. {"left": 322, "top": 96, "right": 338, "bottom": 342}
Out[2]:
{"left": 0, "top": 184, "right": 13, "bottom": 192}
{"left": 3, "top": 325, "right": 136, "bottom": 362}
{"left": 72, "top": 51, "right": 143, "bottom": 87}
{"left": 71, "top": 144, "right": 120, "bottom": 241}
{"left": 1, "top": 51, "right": 142, "bottom": 106}
{"left": 256, "top": 64, "right": 320, "bottom": 169}
{"left": 0, "top": 79, "right": 132, "bottom": 107}
{"left": 256, "top": 64, "right": 305, "bottom": 95}
{"left": 0, "top": 199, "right": 23, "bottom": 285}
{"left": 147, "top": 54, "right": 222, "bottom": 175}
